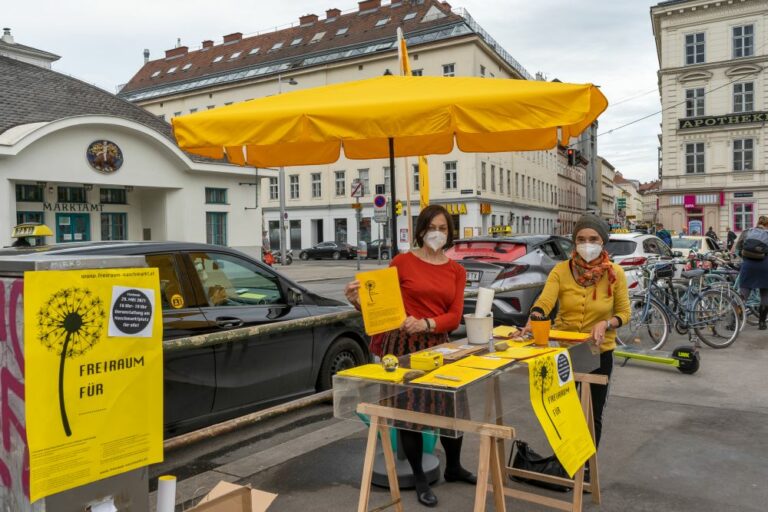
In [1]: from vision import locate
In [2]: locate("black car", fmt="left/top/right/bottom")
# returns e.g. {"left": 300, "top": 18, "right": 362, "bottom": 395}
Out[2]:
{"left": 299, "top": 241, "right": 357, "bottom": 260}
{"left": 365, "top": 239, "right": 391, "bottom": 260}
{"left": 3, "top": 242, "right": 369, "bottom": 436}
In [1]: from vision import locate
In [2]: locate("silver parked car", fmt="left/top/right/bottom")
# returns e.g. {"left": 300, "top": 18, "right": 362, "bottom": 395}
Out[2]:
{"left": 445, "top": 235, "right": 574, "bottom": 326}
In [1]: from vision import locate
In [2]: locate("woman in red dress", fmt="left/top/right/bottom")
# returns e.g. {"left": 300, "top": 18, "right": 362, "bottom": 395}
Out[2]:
{"left": 345, "top": 205, "right": 474, "bottom": 508}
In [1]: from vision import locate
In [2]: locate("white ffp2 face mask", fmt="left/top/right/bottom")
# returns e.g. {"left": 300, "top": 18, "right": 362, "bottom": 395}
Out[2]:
{"left": 576, "top": 243, "right": 603, "bottom": 262}
{"left": 424, "top": 231, "right": 447, "bottom": 251}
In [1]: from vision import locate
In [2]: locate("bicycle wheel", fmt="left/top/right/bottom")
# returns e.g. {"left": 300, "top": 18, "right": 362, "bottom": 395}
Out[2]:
{"left": 706, "top": 283, "right": 747, "bottom": 332}
{"left": 616, "top": 296, "right": 670, "bottom": 350}
{"left": 693, "top": 289, "right": 740, "bottom": 348}
{"left": 743, "top": 289, "right": 760, "bottom": 327}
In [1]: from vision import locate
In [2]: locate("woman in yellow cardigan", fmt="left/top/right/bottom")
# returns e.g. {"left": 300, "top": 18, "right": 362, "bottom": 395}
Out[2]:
{"left": 522, "top": 214, "right": 630, "bottom": 448}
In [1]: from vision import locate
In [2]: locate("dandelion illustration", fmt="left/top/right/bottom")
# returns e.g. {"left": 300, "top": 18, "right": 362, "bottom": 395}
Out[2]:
{"left": 37, "top": 288, "right": 105, "bottom": 436}
{"left": 365, "top": 280, "right": 376, "bottom": 303}
{"left": 532, "top": 357, "right": 561, "bottom": 440}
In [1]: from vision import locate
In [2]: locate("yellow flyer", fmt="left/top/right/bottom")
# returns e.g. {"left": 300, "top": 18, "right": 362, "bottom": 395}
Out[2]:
{"left": 528, "top": 349, "right": 595, "bottom": 477}
{"left": 356, "top": 267, "right": 406, "bottom": 335}
{"left": 24, "top": 268, "right": 164, "bottom": 502}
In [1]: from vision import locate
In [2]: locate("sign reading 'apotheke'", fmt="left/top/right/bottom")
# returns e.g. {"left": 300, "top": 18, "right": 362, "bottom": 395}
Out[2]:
{"left": 679, "top": 111, "right": 767, "bottom": 130}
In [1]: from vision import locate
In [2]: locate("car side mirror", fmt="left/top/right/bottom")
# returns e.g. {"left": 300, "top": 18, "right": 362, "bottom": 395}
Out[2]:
{"left": 287, "top": 286, "right": 304, "bottom": 305}
{"left": 672, "top": 251, "right": 683, "bottom": 257}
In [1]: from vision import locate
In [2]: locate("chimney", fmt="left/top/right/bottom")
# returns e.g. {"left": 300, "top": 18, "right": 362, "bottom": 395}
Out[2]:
{"left": 165, "top": 46, "right": 188, "bottom": 59}
{"left": 143, "top": 49, "right": 150, "bottom": 63}
{"left": 300, "top": 14, "right": 319, "bottom": 25}
{"left": 358, "top": 0, "right": 381, "bottom": 12}
{"left": 441, "top": 1, "right": 452, "bottom": 9}
{"left": 223, "top": 32, "right": 243, "bottom": 44}
{"left": 202, "top": 40, "right": 214, "bottom": 49}
{"left": 1, "top": 28, "right": 14, "bottom": 44}
{"left": 326, "top": 8, "right": 341, "bottom": 19}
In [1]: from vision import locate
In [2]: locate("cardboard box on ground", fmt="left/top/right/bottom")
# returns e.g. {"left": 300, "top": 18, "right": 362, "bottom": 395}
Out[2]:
{"left": 191, "top": 481, "right": 277, "bottom": 512}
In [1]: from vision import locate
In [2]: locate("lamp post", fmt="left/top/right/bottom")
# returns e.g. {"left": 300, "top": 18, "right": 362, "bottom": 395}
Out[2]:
{"left": 276, "top": 74, "right": 297, "bottom": 265}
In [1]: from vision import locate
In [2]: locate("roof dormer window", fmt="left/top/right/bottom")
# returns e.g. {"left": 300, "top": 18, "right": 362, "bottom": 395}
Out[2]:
{"left": 167, "top": 66, "right": 178, "bottom": 74}
{"left": 151, "top": 70, "right": 161, "bottom": 78}
{"left": 375, "top": 17, "right": 390, "bottom": 27}
{"left": 213, "top": 55, "right": 224, "bottom": 63}
{"left": 270, "top": 41, "right": 284, "bottom": 51}
{"left": 310, "top": 32, "right": 326, "bottom": 43}
{"left": 182, "top": 63, "right": 192, "bottom": 71}
{"left": 403, "top": 12, "right": 417, "bottom": 21}
{"left": 249, "top": 47, "right": 260, "bottom": 55}
{"left": 336, "top": 27, "right": 349, "bottom": 36}
{"left": 291, "top": 37, "right": 303, "bottom": 46}
{"left": 230, "top": 51, "right": 242, "bottom": 59}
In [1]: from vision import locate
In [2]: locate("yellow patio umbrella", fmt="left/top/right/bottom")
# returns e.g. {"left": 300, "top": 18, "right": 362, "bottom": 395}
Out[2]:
{"left": 172, "top": 75, "right": 608, "bottom": 254}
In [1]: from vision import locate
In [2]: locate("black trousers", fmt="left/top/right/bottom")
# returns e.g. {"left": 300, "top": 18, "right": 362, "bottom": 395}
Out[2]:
{"left": 590, "top": 350, "right": 614, "bottom": 448}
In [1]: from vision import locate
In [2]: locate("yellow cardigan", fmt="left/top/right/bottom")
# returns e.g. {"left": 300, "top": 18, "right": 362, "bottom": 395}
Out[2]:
{"left": 531, "top": 260, "right": 631, "bottom": 353}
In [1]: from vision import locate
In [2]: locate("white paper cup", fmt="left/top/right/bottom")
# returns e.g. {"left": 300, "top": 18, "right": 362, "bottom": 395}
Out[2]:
{"left": 464, "top": 314, "right": 493, "bottom": 345}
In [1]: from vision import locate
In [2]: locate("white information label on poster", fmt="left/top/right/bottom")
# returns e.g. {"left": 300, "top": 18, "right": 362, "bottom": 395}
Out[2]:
{"left": 74, "top": 233, "right": 83, "bottom": 241}
{"left": 63, "top": 234, "right": 72, "bottom": 241}
{"left": 108, "top": 286, "right": 156, "bottom": 338}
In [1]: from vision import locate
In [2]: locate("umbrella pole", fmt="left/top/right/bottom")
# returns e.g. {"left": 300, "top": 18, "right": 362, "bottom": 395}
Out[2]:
{"left": 389, "top": 138, "right": 398, "bottom": 256}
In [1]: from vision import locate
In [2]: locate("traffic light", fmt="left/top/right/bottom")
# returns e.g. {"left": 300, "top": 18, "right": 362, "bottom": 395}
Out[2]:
{"left": 395, "top": 200, "right": 403, "bottom": 216}
{"left": 567, "top": 148, "right": 576, "bottom": 166}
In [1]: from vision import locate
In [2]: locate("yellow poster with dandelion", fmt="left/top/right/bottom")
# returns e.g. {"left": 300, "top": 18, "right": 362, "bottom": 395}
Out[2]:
{"left": 23, "top": 268, "right": 163, "bottom": 502}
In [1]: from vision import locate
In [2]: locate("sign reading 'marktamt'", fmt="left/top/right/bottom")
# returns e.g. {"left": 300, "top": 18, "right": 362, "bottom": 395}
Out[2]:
{"left": 24, "top": 268, "right": 163, "bottom": 502}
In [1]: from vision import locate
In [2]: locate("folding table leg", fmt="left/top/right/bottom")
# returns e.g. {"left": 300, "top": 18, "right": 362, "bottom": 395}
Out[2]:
{"left": 357, "top": 416, "right": 381, "bottom": 512}
{"left": 473, "top": 435, "right": 492, "bottom": 512}
{"left": 378, "top": 423, "right": 403, "bottom": 512}
{"left": 489, "top": 438, "right": 507, "bottom": 512}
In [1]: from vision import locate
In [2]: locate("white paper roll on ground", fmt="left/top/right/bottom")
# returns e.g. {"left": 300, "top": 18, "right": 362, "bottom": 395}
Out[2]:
{"left": 156, "top": 475, "right": 177, "bottom": 512}
{"left": 475, "top": 287, "right": 494, "bottom": 318}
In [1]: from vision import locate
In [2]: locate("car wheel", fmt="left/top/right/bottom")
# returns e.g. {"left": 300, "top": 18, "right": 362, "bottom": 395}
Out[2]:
{"left": 299, "top": 252, "right": 309, "bottom": 260}
{"left": 317, "top": 337, "right": 366, "bottom": 391}
{"left": 332, "top": 251, "right": 341, "bottom": 260}
{"left": 381, "top": 251, "right": 390, "bottom": 260}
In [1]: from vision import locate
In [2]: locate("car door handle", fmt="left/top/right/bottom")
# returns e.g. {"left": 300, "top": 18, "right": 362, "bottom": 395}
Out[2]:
{"left": 215, "top": 316, "right": 244, "bottom": 328}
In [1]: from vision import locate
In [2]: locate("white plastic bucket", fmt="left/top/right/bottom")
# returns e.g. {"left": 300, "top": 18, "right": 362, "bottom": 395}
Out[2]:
{"left": 464, "top": 314, "right": 493, "bottom": 345}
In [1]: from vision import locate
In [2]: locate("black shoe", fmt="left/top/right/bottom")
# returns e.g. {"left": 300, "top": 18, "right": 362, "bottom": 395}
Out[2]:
{"left": 415, "top": 485, "right": 438, "bottom": 507}
{"left": 444, "top": 467, "right": 477, "bottom": 485}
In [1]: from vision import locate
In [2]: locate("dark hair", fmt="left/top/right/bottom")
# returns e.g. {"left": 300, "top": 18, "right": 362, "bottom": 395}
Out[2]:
{"left": 414, "top": 204, "right": 455, "bottom": 250}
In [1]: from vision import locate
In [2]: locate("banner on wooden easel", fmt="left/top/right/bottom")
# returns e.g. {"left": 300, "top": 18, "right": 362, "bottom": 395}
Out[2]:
{"left": 528, "top": 349, "right": 595, "bottom": 477}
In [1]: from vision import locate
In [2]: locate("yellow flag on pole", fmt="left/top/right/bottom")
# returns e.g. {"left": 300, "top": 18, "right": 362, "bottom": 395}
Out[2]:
{"left": 418, "top": 156, "right": 430, "bottom": 209}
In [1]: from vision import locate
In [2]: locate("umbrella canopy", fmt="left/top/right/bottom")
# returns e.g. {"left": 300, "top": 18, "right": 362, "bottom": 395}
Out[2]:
{"left": 172, "top": 75, "right": 607, "bottom": 168}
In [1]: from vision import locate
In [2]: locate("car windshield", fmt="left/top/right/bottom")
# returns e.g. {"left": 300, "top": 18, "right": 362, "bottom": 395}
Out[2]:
{"left": 445, "top": 241, "right": 527, "bottom": 262}
{"left": 672, "top": 238, "right": 701, "bottom": 250}
{"left": 605, "top": 240, "right": 637, "bottom": 256}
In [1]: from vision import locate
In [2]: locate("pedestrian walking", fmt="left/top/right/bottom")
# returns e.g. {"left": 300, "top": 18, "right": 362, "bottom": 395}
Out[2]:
{"left": 727, "top": 227, "right": 737, "bottom": 252}
{"left": 345, "top": 204, "right": 474, "bottom": 508}
{"left": 705, "top": 226, "right": 719, "bottom": 241}
{"left": 655, "top": 223, "right": 672, "bottom": 248}
{"left": 736, "top": 216, "right": 768, "bottom": 330}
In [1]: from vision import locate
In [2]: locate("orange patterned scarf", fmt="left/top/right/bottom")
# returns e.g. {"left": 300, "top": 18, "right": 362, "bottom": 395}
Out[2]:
{"left": 570, "top": 250, "right": 616, "bottom": 299}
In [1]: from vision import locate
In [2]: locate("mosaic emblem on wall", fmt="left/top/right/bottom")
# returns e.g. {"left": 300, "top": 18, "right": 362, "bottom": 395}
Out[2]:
{"left": 86, "top": 140, "right": 123, "bottom": 174}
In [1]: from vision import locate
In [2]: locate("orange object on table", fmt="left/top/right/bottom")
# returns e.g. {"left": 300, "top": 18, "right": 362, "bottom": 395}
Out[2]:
{"left": 530, "top": 320, "right": 551, "bottom": 346}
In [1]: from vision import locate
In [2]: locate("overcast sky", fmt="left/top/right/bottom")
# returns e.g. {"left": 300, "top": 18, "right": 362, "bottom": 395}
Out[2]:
{"left": 6, "top": 0, "right": 661, "bottom": 182}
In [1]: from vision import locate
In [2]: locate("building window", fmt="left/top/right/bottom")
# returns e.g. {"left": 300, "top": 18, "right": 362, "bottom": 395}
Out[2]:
{"left": 383, "top": 171, "right": 391, "bottom": 194}
{"left": 375, "top": 17, "right": 390, "bottom": 27}
{"left": 310, "top": 32, "right": 325, "bottom": 44}
{"left": 290, "top": 37, "right": 302, "bottom": 46}
{"left": 204, "top": 187, "right": 227, "bottom": 204}
{"left": 481, "top": 162, "right": 487, "bottom": 190}
{"left": 311, "top": 173, "right": 322, "bottom": 198}
{"left": 515, "top": 173, "right": 519, "bottom": 196}
{"left": 733, "top": 82, "right": 754, "bottom": 113}
{"left": 270, "top": 42, "right": 284, "bottom": 51}
{"left": 480, "top": 65, "right": 486, "bottom": 77}
{"left": 733, "top": 25, "right": 754, "bottom": 58}
{"left": 413, "top": 164, "right": 420, "bottom": 192}
{"left": 685, "top": 32, "right": 705, "bottom": 65}
{"left": 444, "top": 161, "right": 457, "bottom": 189}
{"left": 206, "top": 212, "right": 227, "bottom": 245}
{"left": 490, "top": 165, "right": 496, "bottom": 192}
{"left": 101, "top": 213, "right": 127, "bottom": 241}
{"left": 499, "top": 168, "right": 504, "bottom": 194}
{"left": 190, "top": 108, "right": 198, "bottom": 113}
{"left": 15, "top": 184, "right": 44, "bottom": 202}
{"left": 685, "top": 143, "right": 704, "bottom": 174}
{"left": 173, "top": 111, "right": 182, "bottom": 117}
{"left": 334, "top": 218, "right": 348, "bottom": 243}
{"left": 269, "top": 177, "right": 278, "bottom": 200}
{"left": 442, "top": 63, "right": 455, "bottom": 77}
{"left": 336, "top": 27, "right": 348, "bottom": 36}
{"left": 733, "top": 203, "right": 753, "bottom": 232}
{"left": 335, "top": 171, "right": 345, "bottom": 196}
{"left": 506, "top": 170, "right": 511, "bottom": 196}
{"left": 212, "top": 55, "right": 223, "bottom": 63}
{"left": 289, "top": 175, "right": 299, "bottom": 199}
{"left": 58, "top": 186, "right": 87, "bottom": 203}
{"left": 733, "top": 139, "right": 754, "bottom": 171}
{"left": 412, "top": 69, "right": 423, "bottom": 76}
{"left": 100, "top": 188, "right": 127, "bottom": 204}
{"left": 16, "top": 211, "right": 45, "bottom": 245}
{"left": 685, "top": 88, "right": 704, "bottom": 117}
{"left": 358, "top": 169, "right": 369, "bottom": 195}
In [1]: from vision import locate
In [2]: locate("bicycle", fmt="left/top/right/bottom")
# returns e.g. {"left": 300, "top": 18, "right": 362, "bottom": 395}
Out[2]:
{"left": 617, "top": 261, "right": 741, "bottom": 350}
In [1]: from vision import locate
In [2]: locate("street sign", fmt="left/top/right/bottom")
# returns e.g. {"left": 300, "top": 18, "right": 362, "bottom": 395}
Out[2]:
{"left": 351, "top": 179, "right": 364, "bottom": 198}
{"left": 373, "top": 194, "right": 387, "bottom": 209}
{"left": 374, "top": 210, "right": 388, "bottom": 223}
